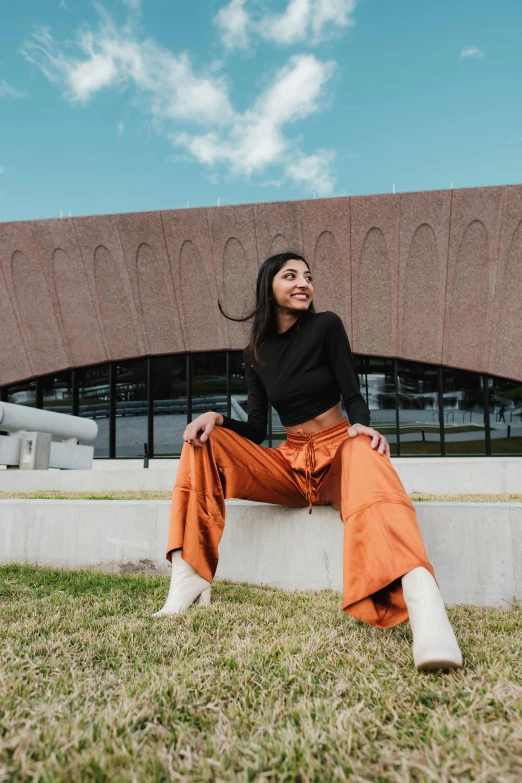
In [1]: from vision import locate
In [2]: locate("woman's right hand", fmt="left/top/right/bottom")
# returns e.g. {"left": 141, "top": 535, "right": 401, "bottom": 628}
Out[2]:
{"left": 183, "top": 411, "right": 223, "bottom": 448}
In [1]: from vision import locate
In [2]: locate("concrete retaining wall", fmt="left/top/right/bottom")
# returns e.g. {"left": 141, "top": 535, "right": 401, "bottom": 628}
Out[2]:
{"left": 1, "top": 457, "right": 521, "bottom": 495}
{"left": 1, "top": 499, "right": 520, "bottom": 608}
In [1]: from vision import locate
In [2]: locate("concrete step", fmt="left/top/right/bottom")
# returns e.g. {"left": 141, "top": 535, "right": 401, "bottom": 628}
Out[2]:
{"left": 1, "top": 457, "right": 521, "bottom": 495}
{"left": 1, "top": 499, "right": 520, "bottom": 609}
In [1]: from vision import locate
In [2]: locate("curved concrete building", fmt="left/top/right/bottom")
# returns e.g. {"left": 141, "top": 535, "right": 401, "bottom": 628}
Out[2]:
{"left": 1, "top": 184, "right": 521, "bottom": 459}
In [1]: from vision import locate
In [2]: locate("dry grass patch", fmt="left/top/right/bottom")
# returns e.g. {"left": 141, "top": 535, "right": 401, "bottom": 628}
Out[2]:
{"left": 1, "top": 490, "right": 522, "bottom": 503}
{"left": 0, "top": 565, "right": 521, "bottom": 782}
{"left": 0, "top": 490, "right": 174, "bottom": 501}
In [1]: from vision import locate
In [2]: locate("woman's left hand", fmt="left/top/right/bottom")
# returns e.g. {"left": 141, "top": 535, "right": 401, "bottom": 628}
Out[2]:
{"left": 348, "top": 423, "right": 390, "bottom": 458}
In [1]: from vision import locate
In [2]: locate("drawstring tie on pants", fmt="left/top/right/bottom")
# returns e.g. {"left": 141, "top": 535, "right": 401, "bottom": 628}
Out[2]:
{"left": 304, "top": 438, "right": 316, "bottom": 513}
{"left": 286, "top": 420, "right": 352, "bottom": 515}
{"left": 280, "top": 419, "right": 350, "bottom": 514}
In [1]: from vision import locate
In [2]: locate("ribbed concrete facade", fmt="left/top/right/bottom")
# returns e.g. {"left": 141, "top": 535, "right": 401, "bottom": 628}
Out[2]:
{"left": 1, "top": 184, "right": 521, "bottom": 386}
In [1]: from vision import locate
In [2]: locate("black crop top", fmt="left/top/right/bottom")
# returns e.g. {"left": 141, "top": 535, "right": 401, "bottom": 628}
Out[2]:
{"left": 219, "top": 310, "right": 370, "bottom": 444}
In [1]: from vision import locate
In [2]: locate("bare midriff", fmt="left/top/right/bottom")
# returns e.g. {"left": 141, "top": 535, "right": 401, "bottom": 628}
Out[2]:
{"left": 283, "top": 401, "right": 346, "bottom": 436}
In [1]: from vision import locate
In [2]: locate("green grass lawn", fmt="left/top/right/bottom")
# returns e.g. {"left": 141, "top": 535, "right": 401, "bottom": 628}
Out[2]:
{"left": 0, "top": 566, "right": 520, "bottom": 782}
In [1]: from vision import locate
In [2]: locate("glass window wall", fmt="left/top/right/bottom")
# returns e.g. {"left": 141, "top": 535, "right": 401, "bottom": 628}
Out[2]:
{"left": 191, "top": 352, "right": 228, "bottom": 420}
{"left": 362, "top": 357, "right": 398, "bottom": 455}
{"left": 442, "top": 368, "right": 487, "bottom": 456}
{"left": 153, "top": 355, "right": 187, "bottom": 457}
{"left": 78, "top": 364, "right": 110, "bottom": 458}
{"left": 2, "top": 354, "right": 522, "bottom": 459}
{"left": 489, "top": 375, "right": 522, "bottom": 456}
{"left": 397, "top": 360, "right": 441, "bottom": 457}
{"left": 41, "top": 371, "right": 73, "bottom": 415}
{"left": 6, "top": 380, "right": 36, "bottom": 407}
{"left": 115, "top": 359, "right": 147, "bottom": 458}
{"left": 1, "top": 382, "right": 36, "bottom": 438}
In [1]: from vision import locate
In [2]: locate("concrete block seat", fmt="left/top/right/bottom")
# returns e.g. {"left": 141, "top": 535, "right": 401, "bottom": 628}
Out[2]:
{"left": 0, "top": 498, "right": 520, "bottom": 609}
{"left": 1, "top": 456, "right": 522, "bottom": 494}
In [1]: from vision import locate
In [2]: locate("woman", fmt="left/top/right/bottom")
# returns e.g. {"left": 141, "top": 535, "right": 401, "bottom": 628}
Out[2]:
{"left": 154, "top": 252, "right": 463, "bottom": 671}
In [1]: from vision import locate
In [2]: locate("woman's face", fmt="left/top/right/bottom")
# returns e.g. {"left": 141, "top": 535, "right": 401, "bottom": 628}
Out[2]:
{"left": 271, "top": 259, "right": 314, "bottom": 313}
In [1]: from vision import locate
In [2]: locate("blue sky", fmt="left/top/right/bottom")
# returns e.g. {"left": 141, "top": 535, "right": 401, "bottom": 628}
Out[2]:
{"left": 1, "top": 0, "right": 521, "bottom": 222}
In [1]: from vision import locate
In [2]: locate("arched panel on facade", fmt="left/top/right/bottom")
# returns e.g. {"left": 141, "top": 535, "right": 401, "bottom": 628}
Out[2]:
{"left": 354, "top": 228, "right": 393, "bottom": 355}
{"left": 136, "top": 242, "right": 178, "bottom": 355}
{"left": 178, "top": 239, "right": 222, "bottom": 350}
{"left": 94, "top": 245, "right": 138, "bottom": 360}
{"left": 52, "top": 247, "right": 104, "bottom": 367}
{"left": 222, "top": 237, "right": 255, "bottom": 318}
{"left": 1, "top": 186, "right": 522, "bottom": 389}
{"left": 490, "top": 219, "right": 522, "bottom": 374}
{"left": 0, "top": 271, "right": 32, "bottom": 383}
{"left": 312, "top": 230, "right": 346, "bottom": 317}
{"left": 10, "top": 250, "right": 67, "bottom": 375}
{"left": 253, "top": 201, "right": 303, "bottom": 263}
{"left": 269, "top": 234, "right": 290, "bottom": 256}
{"left": 444, "top": 220, "right": 491, "bottom": 371}
{"left": 400, "top": 224, "right": 443, "bottom": 361}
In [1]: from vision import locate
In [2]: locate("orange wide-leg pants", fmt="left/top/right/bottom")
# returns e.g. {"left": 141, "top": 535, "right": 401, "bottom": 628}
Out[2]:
{"left": 166, "top": 418, "right": 435, "bottom": 628}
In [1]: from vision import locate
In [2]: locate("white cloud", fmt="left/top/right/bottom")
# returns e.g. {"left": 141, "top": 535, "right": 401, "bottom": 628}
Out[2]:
{"left": 21, "top": 16, "right": 235, "bottom": 124}
{"left": 0, "top": 167, "right": 4, "bottom": 174}
{"left": 0, "top": 79, "right": 25, "bottom": 99}
{"left": 117, "top": 121, "right": 125, "bottom": 136}
{"left": 214, "top": 0, "right": 250, "bottom": 51}
{"left": 215, "top": 0, "right": 357, "bottom": 49}
{"left": 311, "top": 0, "right": 357, "bottom": 39}
{"left": 21, "top": 6, "right": 338, "bottom": 195}
{"left": 259, "top": 0, "right": 310, "bottom": 46}
{"left": 173, "top": 54, "right": 336, "bottom": 194}
{"left": 460, "top": 47, "right": 485, "bottom": 59}
{"left": 284, "top": 149, "right": 335, "bottom": 195}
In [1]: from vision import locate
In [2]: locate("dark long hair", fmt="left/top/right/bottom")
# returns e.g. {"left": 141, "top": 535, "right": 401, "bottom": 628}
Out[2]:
{"left": 218, "top": 251, "right": 316, "bottom": 366}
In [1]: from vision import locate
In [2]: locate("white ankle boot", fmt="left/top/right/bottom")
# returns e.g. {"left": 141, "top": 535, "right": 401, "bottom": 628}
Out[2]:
{"left": 401, "top": 567, "right": 463, "bottom": 670}
{"left": 153, "top": 550, "right": 212, "bottom": 617}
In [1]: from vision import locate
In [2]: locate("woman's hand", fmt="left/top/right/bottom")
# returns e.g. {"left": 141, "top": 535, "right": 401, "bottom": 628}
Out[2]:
{"left": 348, "top": 422, "right": 390, "bottom": 458}
{"left": 183, "top": 412, "right": 222, "bottom": 448}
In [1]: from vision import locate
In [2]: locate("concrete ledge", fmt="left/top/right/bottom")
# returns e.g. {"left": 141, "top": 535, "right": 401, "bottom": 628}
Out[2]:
{"left": 0, "top": 500, "right": 520, "bottom": 608}
{"left": 0, "top": 457, "right": 521, "bottom": 495}
{"left": 0, "top": 468, "right": 177, "bottom": 493}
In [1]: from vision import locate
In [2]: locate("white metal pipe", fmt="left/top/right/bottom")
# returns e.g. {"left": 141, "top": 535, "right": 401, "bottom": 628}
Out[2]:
{"left": 0, "top": 402, "right": 98, "bottom": 443}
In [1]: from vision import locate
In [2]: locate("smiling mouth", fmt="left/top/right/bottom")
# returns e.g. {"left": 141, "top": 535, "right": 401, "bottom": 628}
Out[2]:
{"left": 291, "top": 294, "right": 309, "bottom": 300}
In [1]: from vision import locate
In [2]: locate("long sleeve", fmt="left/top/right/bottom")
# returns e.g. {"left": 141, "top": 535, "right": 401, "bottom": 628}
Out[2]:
{"left": 219, "top": 347, "right": 268, "bottom": 444}
{"left": 325, "top": 313, "right": 370, "bottom": 427}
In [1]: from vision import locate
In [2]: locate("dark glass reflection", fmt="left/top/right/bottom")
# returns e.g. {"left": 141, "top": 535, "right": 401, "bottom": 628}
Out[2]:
{"left": 191, "top": 352, "right": 228, "bottom": 420}
{"left": 442, "top": 368, "right": 486, "bottom": 455}
{"left": 153, "top": 355, "right": 187, "bottom": 456}
{"left": 362, "top": 358, "right": 397, "bottom": 455}
{"left": 41, "top": 372, "right": 73, "bottom": 414}
{"left": 229, "top": 349, "right": 251, "bottom": 432}
{"left": 78, "top": 363, "right": 110, "bottom": 457}
{"left": 7, "top": 380, "right": 36, "bottom": 407}
{"left": 489, "top": 375, "right": 522, "bottom": 456}
{"left": 397, "top": 361, "right": 441, "bottom": 456}
{"left": 3, "top": 354, "right": 522, "bottom": 461}
{"left": 1, "top": 381, "right": 36, "bottom": 438}
{"left": 115, "top": 359, "right": 147, "bottom": 458}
